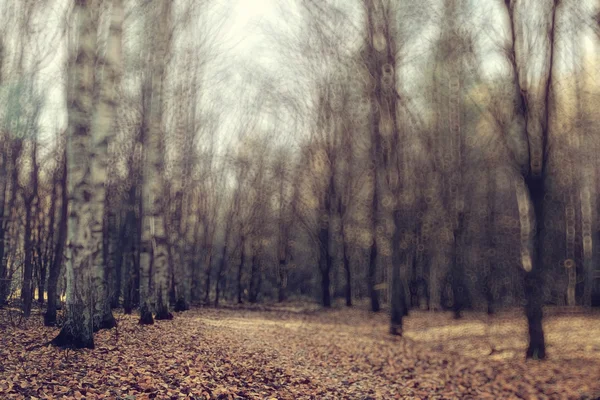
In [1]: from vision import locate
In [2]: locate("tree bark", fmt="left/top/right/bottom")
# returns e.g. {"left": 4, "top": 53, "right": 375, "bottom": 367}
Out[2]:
{"left": 318, "top": 216, "right": 332, "bottom": 308}
{"left": 500, "top": 0, "right": 557, "bottom": 360}
{"left": 343, "top": 241, "right": 352, "bottom": 307}
{"left": 237, "top": 236, "right": 245, "bottom": 304}
{"left": 52, "top": 0, "right": 97, "bottom": 349}
{"left": 390, "top": 211, "right": 406, "bottom": 335}
{"left": 45, "top": 152, "right": 68, "bottom": 326}
{"left": 524, "top": 178, "right": 546, "bottom": 360}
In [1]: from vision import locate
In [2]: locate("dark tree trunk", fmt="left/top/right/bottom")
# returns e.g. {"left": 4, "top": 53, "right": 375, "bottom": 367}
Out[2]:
{"left": 22, "top": 202, "right": 34, "bottom": 317}
{"left": 96, "top": 197, "right": 116, "bottom": 331}
{"left": 451, "top": 215, "right": 468, "bottom": 319}
{"left": 123, "top": 271, "right": 133, "bottom": 314}
{"left": 122, "top": 205, "right": 137, "bottom": 314}
{"left": 138, "top": 301, "right": 153, "bottom": 324}
{"left": 190, "top": 259, "right": 201, "bottom": 304}
{"left": 0, "top": 142, "right": 21, "bottom": 306}
{"left": 237, "top": 236, "right": 245, "bottom": 304}
{"left": 203, "top": 260, "right": 212, "bottom": 305}
{"left": 278, "top": 259, "right": 286, "bottom": 303}
{"left": 38, "top": 264, "right": 46, "bottom": 305}
{"left": 368, "top": 169, "right": 380, "bottom": 312}
{"left": 214, "top": 245, "right": 227, "bottom": 307}
{"left": 390, "top": 210, "right": 408, "bottom": 335}
{"left": 249, "top": 253, "right": 260, "bottom": 304}
{"left": 500, "top": 0, "right": 553, "bottom": 361}
{"left": 524, "top": 178, "right": 546, "bottom": 360}
{"left": 343, "top": 240, "right": 352, "bottom": 307}
{"left": 321, "top": 261, "right": 331, "bottom": 308}
{"left": 110, "top": 214, "right": 126, "bottom": 309}
{"left": 368, "top": 241, "right": 380, "bottom": 312}
{"left": 214, "top": 275, "right": 221, "bottom": 307}
{"left": 51, "top": 301, "right": 94, "bottom": 349}
{"left": 0, "top": 231, "right": 6, "bottom": 306}
{"left": 0, "top": 158, "right": 7, "bottom": 306}
{"left": 154, "top": 287, "right": 173, "bottom": 320}
{"left": 45, "top": 155, "right": 68, "bottom": 327}
{"left": 318, "top": 216, "right": 332, "bottom": 308}
{"left": 168, "top": 245, "right": 177, "bottom": 307}
{"left": 255, "top": 264, "right": 263, "bottom": 302}
{"left": 112, "top": 243, "right": 123, "bottom": 309}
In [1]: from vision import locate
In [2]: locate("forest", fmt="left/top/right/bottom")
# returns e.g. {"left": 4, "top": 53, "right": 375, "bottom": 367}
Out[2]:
{"left": 1, "top": 0, "right": 600, "bottom": 398}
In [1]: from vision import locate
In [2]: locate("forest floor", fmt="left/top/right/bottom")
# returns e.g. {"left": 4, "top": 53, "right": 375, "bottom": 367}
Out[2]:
{"left": 1, "top": 303, "right": 600, "bottom": 400}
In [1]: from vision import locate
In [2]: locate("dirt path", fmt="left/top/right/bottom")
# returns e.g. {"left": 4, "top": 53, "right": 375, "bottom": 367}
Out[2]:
{"left": 1, "top": 306, "right": 600, "bottom": 399}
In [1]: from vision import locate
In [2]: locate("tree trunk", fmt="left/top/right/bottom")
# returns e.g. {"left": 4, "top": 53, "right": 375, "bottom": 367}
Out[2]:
{"left": 501, "top": 0, "right": 554, "bottom": 361}
{"left": 22, "top": 197, "right": 34, "bottom": 318}
{"left": 249, "top": 253, "right": 260, "bottom": 304}
{"left": 524, "top": 178, "right": 546, "bottom": 360}
{"left": 21, "top": 141, "right": 43, "bottom": 318}
{"left": 38, "top": 265, "right": 46, "bottom": 305}
{"left": 203, "top": 254, "right": 212, "bottom": 305}
{"left": 320, "top": 259, "right": 332, "bottom": 308}
{"left": 52, "top": 0, "right": 96, "bottom": 349}
{"left": 278, "top": 259, "right": 287, "bottom": 303}
{"left": 450, "top": 215, "right": 468, "bottom": 319}
{"left": 0, "top": 132, "right": 6, "bottom": 307}
{"left": 390, "top": 209, "right": 410, "bottom": 335}
{"left": 237, "top": 236, "right": 245, "bottom": 304}
{"left": 342, "top": 230, "right": 352, "bottom": 307}
{"left": 45, "top": 152, "right": 68, "bottom": 326}
{"left": 318, "top": 221, "right": 332, "bottom": 308}
{"left": 111, "top": 219, "right": 124, "bottom": 309}
{"left": 214, "top": 244, "right": 228, "bottom": 307}
{"left": 368, "top": 233, "right": 380, "bottom": 312}
{"left": 167, "top": 241, "right": 177, "bottom": 306}
{"left": 90, "top": 0, "right": 124, "bottom": 331}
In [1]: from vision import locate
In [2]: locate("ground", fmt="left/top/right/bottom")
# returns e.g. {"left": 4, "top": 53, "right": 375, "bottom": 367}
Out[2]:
{"left": 1, "top": 304, "right": 600, "bottom": 399}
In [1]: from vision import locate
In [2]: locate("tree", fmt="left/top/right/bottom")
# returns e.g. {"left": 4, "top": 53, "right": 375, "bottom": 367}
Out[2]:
{"left": 138, "top": 0, "right": 174, "bottom": 324}
{"left": 497, "top": 0, "right": 561, "bottom": 360}
{"left": 91, "top": 0, "right": 124, "bottom": 331}
{"left": 52, "top": 0, "right": 99, "bottom": 349}
{"left": 361, "top": 0, "right": 410, "bottom": 332}
{"left": 44, "top": 147, "right": 68, "bottom": 326}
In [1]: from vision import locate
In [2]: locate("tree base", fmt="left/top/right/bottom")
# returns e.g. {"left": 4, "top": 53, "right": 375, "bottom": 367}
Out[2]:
{"left": 94, "top": 314, "right": 117, "bottom": 331}
{"left": 173, "top": 298, "right": 189, "bottom": 312}
{"left": 526, "top": 345, "right": 546, "bottom": 360}
{"left": 371, "top": 299, "right": 380, "bottom": 313}
{"left": 389, "top": 325, "right": 402, "bottom": 336}
{"left": 139, "top": 306, "right": 154, "bottom": 325}
{"left": 155, "top": 310, "right": 173, "bottom": 320}
{"left": 51, "top": 326, "right": 94, "bottom": 349}
{"left": 44, "top": 311, "right": 57, "bottom": 327}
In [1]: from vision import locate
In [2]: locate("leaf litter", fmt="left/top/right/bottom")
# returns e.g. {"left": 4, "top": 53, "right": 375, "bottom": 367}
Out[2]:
{"left": 1, "top": 306, "right": 599, "bottom": 399}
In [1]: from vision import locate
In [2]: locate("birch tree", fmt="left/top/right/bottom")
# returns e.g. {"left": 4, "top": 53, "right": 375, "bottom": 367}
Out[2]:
{"left": 139, "top": 0, "right": 173, "bottom": 323}
{"left": 91, "top": 0, "right": 124, "bottom": 330}
{"left": 52, "top": 0, "right": 98, "bottom": 348}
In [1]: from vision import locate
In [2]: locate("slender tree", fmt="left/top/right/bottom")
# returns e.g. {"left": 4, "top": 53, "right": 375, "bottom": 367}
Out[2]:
{"left": 52, "top": 0, "right": 98, "bottom": 349}
{"left": 498, "top": 0, "right": 561, "bottom": 360}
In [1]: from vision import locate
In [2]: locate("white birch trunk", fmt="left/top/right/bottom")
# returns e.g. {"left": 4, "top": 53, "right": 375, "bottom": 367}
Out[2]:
{"left": 140, "top": 0, "right": 172, "bottom": 322}
{"left": 91, "top": 0, "right": 123, "bottom": 329}
{"left": 52, "top": 0, "right": 96, "bottom": 348}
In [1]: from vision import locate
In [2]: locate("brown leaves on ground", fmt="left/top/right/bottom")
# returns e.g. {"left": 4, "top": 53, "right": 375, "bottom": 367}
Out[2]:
{"left": 1, "top": 305, "right": 600, "bottom": 399}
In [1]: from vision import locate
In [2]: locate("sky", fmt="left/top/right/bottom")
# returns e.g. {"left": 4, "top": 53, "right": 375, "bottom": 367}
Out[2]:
{"left": 25, "top": 0, "right": 285, "bottom": 155}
